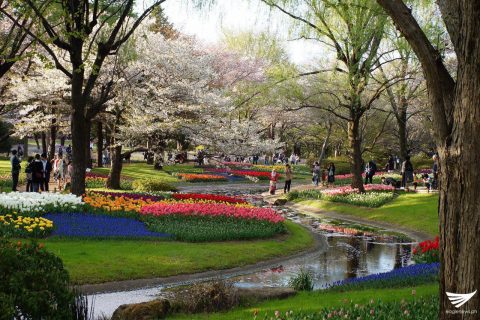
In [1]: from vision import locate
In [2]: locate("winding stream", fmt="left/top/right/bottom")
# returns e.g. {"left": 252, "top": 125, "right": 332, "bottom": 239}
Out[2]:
{"left": 88, "top": 192, "right": 415, "bottom": 318}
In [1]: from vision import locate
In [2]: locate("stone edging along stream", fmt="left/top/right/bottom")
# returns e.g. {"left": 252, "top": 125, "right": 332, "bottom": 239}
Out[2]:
{"left": 78, "top": 226, "right": 328, "bottom": 295}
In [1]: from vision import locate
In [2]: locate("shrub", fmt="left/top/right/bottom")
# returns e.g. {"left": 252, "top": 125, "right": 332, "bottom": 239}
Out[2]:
{"left": 0, "top": 240, "right": 75, "bottom": 319}
{"left": 132, "top": 179, "right": 177, "bottom": 192}
{"left": 288, "top": 268, "right": 314, "bottom": 291}
{"left": 174, "top": 281, "right": 239, "bottom": 313}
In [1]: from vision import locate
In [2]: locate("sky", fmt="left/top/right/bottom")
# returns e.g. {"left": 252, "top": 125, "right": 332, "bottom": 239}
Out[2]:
{"left": 137, "top": 0, "right": 324, "bottom": 66}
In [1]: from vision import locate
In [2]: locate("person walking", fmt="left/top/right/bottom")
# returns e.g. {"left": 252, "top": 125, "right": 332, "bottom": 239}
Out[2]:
{"left": 25, "top": 156, "right": 34, "bottom": 192}
{"left": 284, "top": 164, "right": 293, "bottom": 193}
{"left": 10, "top": 150, "right": 21, "bottom": 191}
{"left": 40, "top": 153, "right": 52, "bottom": 191}
{"left": 327, "top": 162, "right": 336, "bottom": 186}
{"left": 432, "top": 154, "right": 439, "bottom": 190}
{"left": 401, "top": 156, "right": 414, "bottom": 191}
{"left": 269, "top": 169, "right": 279, "bottom": 195}
{"left": 31, "top": 154, "right": 44, "bottom": 192}
{"left": 364, "top": 160, "right": 377, "bottom": 184}
{"left": 387, "top": 155, "right": 395, "bottom": 173}
{"left": 56, "top": 154, "right": 66, "bottom": 190}
{"left": 312, "top": 162, "right": 321, "bottom": 187}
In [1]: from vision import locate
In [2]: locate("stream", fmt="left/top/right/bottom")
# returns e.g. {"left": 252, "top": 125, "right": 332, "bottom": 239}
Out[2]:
{"left": 88, "top": 193, "right": 415, "bottom": 318}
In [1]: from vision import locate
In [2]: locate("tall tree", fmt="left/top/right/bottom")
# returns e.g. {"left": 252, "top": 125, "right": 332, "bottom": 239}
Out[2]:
{"left": 376, "top": 0, "right": 480, "bottom": 318}
{"left": 1, "top": 0, "right": 167, "bottom": 195}
{"left": 262, "top": 0, "right": 389, "bottom": 191}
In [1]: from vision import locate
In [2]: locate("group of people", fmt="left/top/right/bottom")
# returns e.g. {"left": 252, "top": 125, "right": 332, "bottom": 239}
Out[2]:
{"left": 311, "top": 162, "right": 336, "bottom": 187}
{"left": 10, "top": 149, "right": 72, "bottom": 192}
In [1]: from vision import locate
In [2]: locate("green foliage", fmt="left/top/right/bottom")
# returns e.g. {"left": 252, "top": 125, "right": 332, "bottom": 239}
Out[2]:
{"left": 258, "top": 296, "right": 439, "bottom": 320}
{"left": 411, "top": 154, "right": 433, "bottom": 169}
{"left": 143, "top": 215, "right": 286, "bottom": 242}
{"left": 289, "top": 268, "right": 314, "bottom": 291}
{"left": 132, "top": 179, "right": 177, "bottom": 192}
{"left": 0, "top": 240, "right": 75, "bottom": 319}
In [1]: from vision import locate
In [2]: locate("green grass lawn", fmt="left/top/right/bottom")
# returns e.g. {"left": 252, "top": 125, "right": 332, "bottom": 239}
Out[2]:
{"left": 44, "top": 221, "right": 314, "bottom": 284}
{"left": 299, "top": 193, "right": 438, "bottom": 236}
{"left": 93, "top": 162, "right": 178, "bottom": 183}
{"left": 170, "top": 283, "right": 438, "bottom": 319}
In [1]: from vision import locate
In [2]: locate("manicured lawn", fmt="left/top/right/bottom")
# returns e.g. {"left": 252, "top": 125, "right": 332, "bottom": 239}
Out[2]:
{"left": 0, "top": 159, "right": 14, "bottom": 174}
{"left": 93, "top": 162, "right": 178, "bottom": 183}
{"left": 170, "top": 283, "right": 438, "bottom": 319}
{"left": 299, "top": 192, "right": 438, "bottom": 236}
{"left": 44, "top": 221, "right": 314, "bottom": 284}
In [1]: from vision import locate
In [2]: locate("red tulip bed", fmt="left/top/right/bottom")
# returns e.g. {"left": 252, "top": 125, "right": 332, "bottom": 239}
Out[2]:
{"left": 413, "top": 236, "right": 439, "bottom": 263}
{"left": 177, "top": 173, "right": 228, "bottom": 182}
{"left": 140, "top": 201, "right": 286, "bottom": 242}
{"left": 171, "top": 193, "right": 247, "bottom": 204}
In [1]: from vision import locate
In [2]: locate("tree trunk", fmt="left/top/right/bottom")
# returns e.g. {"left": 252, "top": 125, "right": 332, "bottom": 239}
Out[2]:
{"left": 49, "top": 118, "right": 57, "bottom": 161}
{"left": 348, "top": 118, "right": 365, "bottom": 192}
{"left": 318, "top": 121, "right": 333, "bottom": 169}
{"left": 107, "top": 145, "right": 122, "bottom": 189}
{"left": 96, "top": 121, "right": 103, "bottom": 168}
{"left": 34, "top": 133, "right": 40, "bottom": 150}
{"left": 376, "top": 1, "right": 480, "bottom": 318}
{"left": 41, "top": 132, "right": 47, "bottom": 155}
{"left": 397, "top": 106, "right": 408, "bottom": 160}
{"left": 60, "top": 135, "right": 66, "bottom": 146}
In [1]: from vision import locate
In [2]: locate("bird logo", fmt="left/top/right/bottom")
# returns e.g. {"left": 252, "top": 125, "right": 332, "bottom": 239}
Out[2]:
{"left": 446, "top": 290, "right": 477, "bottom": 308}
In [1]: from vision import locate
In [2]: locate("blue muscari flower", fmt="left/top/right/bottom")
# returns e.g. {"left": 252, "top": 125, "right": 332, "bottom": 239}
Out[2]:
{"left": 325, "top": 263, "right": 440, "bottom": 288}
{"left": 43, "top": 213, "right": 171, "bottom": 238}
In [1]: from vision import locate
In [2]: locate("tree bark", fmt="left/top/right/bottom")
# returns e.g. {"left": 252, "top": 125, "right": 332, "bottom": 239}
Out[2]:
{"left": 397, "top": 105, "right": 408, "bottom": 160}
{"left": 49, "top": 117, "right": 57, "bottom": 161}
{"left": 41, "top": 132, "right": 47, "bottom": 155}
{"left": 348, "top": 117, "right": 365, "bottom": 192}
{"left": 107, "top": 145, "right": 122, "bottom": 189}
{"left": 377, "top": 1, "right": 480, "bottom": 318}
{"left": 96, "top": 121, "right": 103, "bottom": 168}
{"left": 34, "top": 133, "right": 40, "bottom": 150}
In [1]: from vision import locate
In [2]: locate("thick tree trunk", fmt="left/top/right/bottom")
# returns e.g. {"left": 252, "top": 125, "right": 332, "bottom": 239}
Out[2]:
{"left": 397, "top": 107, "right": 408, "bottom": 160}
{"left": 34, "top": 133, "right": 40, "bottom": 150}
{"left": 41, "top": 132, "right": 47, "bottom": 155}
{"left": 107, "top": 145, "right": 122, "bottom": 189}
{"left": 96, "top": 121, "right": 103, "bottom": 168}
{"left": 348, "top": 118, "right": 365, "bottom": 192}
{"left": 49, "top": 119, "right": 57, "bottom": 161}
{"left": 377, "top": 1, "right": 480, "bottom": 318}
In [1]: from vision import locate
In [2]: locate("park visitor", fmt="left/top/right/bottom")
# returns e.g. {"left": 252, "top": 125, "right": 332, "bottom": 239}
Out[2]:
{"left": 312, "top": 162, "right": 320, "bottom": 187}
{"left": 10, "top": 149, "right": 21, "bottom": 192}
{"left": 327, "top": 162, "right": 336, "bottom": 186}
{"left": 25, "top": 156, "right": 34, "bottom": 192}
{"left": 401, "top": 156, "right": 414, "bottom": 191}
{"left": 31, "top": 154, "right": 44, "bottom": 192}
{"left": 364, "top": 160, "right": 377, "bottom": 184}
{"left": 41, "top": 153, "right": 52, "bottom": 191}
{"left": 387, "top": 155, "right": 395, "bottom": 172}
{"left": 284, "top": 164, "right": 293, "bottom": 193}
{"left": 269, "top": 169, "right": 279, "bottom": 195}
{"left": 432, "top": 154, "right": 439, "bottom": 190}
{"left": 56, "top": 155, "right": 66, "bottom": 190}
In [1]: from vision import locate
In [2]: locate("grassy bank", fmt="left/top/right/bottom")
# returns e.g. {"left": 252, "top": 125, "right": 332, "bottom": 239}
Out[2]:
{"left": 170, "top": 283, "right": 438, "bottom": 319}
{"left": 299, "top": 193, "right": 438, "bottom": 236}
{"left": 44, "top": 221, "right": 314, "bottom": 284}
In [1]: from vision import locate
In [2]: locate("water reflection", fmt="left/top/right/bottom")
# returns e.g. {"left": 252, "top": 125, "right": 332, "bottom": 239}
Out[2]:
{"left": 233, "top": 233, "right": 414, "bottom": 289}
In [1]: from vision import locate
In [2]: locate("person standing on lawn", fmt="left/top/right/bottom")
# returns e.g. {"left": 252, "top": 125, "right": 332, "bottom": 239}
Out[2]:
{"left": 284, "top": 164, "right": 293, "bottom": 193}
{"left": 31, "top": 154, "right": 44, "bottom": 192}
{"left": 364, "top": 160, "right": 377, "bottom": 184}
{"left": 327, "top": 162, "right": 336, "bottom": 186}
{"left": 270, "top": 168, "right": 279, "bottom": 195}
{"left": 25, "top": 156, "right": 34, "bottom": 192}
{"left": 312, "top": 162, "right": 321, "bottom": 187}
{"left": 10, "top": 149, "right": 21, "bottom": 191}
{"left": 401, "top": 155, "right": 414, "bottom": 191}
{"left": 41, "top": 153, "right": 52, "bottom": 191}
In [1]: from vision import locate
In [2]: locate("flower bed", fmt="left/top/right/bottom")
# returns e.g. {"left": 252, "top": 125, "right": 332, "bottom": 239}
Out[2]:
{"left": 0, "top": 192, "right": 83, "bottom": 215}
{"left": 326, "top": 191, "right": 396, "bottom": 208}
{"left": 413, "top": 236, "right": 439, "bottom": 263}
{"left": 230, "top": 170, "right": 280, "bottom": 180}
{"left": 177, "top": 173, "right": 228, "bottom": 182}
{"left": 171, "top": 193, "right": 247, "bottom": 204}
{"left": 325, "top": 263, "right": 439, "bottom": 291}
{"left": 44, "top": 213, "right": 171, "bottom": 239}
{"left": 222, "top": 162, "right": 253, "bottom": 167}
{"left": 89, "top": 191, "right": 167, "bottom": 202}
{"left": 0, "top": 214, "right": 53, "bottom": 237}
{"left": 140, "top": 202, "right": 285, "bottom": 241}
{"left": 322, "top": 184, "right": 395, "bottom": 196}
{"left": 85, "top": 173, "right": 133, "bottom": 189}
{"left": 141, "top": 203, "right": 284, "bottom": 223}
{"left": 83, "top": 192, "right": 156, "bottom": 213}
